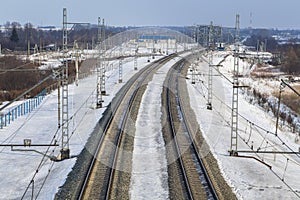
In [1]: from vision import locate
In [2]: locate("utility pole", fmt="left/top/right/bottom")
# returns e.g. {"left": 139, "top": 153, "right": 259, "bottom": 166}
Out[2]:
{"left": 166, "top": 38, "right": 169, "bottom": 55}
{"left": 152, "top": 32, "right": 155, "bottom": 59}
{"left": 27, "top": 40, "right": 30, "bottom": 60}
{"left": 134, "top": 55, "right": 138, "bottom": 70}
{"left": 275, "top": 83, "right": 285, "bottom": 136}
{"left": 74, "top": 41, "right": 79, "bottom": 86}
{"left": 230, "top": 14, "right": 240, "bottom": 156}
{"left": 61, "top": 8, "right": 70, "bottom": 160}
{"left": 119, "top": 39, "right": 123, "bottom": 83}
{"left": 134, "top": 43, "right": 138, "bottom": 70}
{"left": 101, "top": 19, "right": 106, "bottom": 95}
{"left": 249, "top": 12, "right": 253, "bottom": 35}
{"left": 119, "top": 58, "right": 123, "bottom": 83}
{"left": 96, "top": 17, "right": 103, "bottom": 108}
{"left": 59, "top": 8, "right": 89, "bottom": 160}
{"left": 207, "top": 21, "right": 213, "bottom": 110}
{"left": 191, "top": 63, "right": 196, "bottom": 84}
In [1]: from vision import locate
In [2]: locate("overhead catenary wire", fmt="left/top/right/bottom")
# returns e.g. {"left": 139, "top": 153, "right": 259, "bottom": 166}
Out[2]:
{"left": 20, "top": 87, "right": 96, "bottom": 199}
{"left": 20, "top": 77, "right": 100, "bottom": 199}
{"left": 190, "top": 62, "right": 300, "bottom": 198}
{"left": 21, "top": 126, "right": 60, "bottom": 199}
{"left": 0, "top": 62, "right": 39, "bottom": 75}
{"left": 0, "top": 95, "right": 51, "bottom": 153}
{"left": 0, "top": 68, "right": 62, "bottom": 112}
{"left": 194, "top": 80, "right": 300, "bottom": 158}
{"left": 193, "top": 57, "right": 300, "bottom": 157}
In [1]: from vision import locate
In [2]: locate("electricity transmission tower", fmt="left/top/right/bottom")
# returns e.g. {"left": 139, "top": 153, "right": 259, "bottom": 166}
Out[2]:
{"left": 230, "top": 14, "right": 240, "bottom": 156}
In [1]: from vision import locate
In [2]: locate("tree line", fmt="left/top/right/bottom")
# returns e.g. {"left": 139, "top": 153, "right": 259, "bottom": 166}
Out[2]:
{"left": 244, "top": 29, "right": 300, "bottom": 74}
{"left": 0, "top": 21, "right": 115, "bottom": 52}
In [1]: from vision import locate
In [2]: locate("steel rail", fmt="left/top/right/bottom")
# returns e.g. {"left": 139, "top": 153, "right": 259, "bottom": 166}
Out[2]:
{"left": 78, "top": 54, "right": 177, "bottom": 199}
{"left": 166, "top": 58, "right": 219, "bottom": 199}
{"left": 166, "top": 60, "right": 194, "bottom": 200}
{"left": 175, "top": 61, "right": 219, "bottom": 200}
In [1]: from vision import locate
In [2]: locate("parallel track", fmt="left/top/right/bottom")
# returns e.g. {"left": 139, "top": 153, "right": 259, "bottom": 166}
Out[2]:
{"left": 165, "top": 58, "right": 219, "bottom": 200}
{"left": 78, "top": 54, "right": 177, "bottom": 199}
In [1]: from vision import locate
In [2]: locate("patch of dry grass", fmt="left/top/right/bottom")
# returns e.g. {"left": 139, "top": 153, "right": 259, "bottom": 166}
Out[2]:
{"left": 282, "top": 85, "right": 300, "bottom": 114}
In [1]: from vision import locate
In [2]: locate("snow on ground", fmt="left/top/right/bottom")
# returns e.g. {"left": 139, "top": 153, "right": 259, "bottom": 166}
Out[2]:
{"left": 129, "top": 52, "right": 193, "bottom": 199}
{"left": 187, "top": 50, "right": 300, "bottom": 199}
{"left": 0, "top": 55, "right": 162, "bottom": 200}
{"left": 129, "top": 56, "right": 183, "bottom": 200}
{"left": 4, "top": 44, "right": 298, "bottom": 199}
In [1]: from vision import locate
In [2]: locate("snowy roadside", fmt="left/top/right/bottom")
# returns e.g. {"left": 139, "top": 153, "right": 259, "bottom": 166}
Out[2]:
{"left": 187, "top": 51, "right": 300, "bottom": 199}
{"left": 0, "top": 56, "right": 161, "bottom": 199}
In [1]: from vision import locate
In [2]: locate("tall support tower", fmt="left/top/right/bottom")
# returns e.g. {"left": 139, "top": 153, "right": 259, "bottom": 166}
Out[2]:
{"left": 61, "top": 8, "right": 70, "bottom": 159}
{"left": 134, "top": 56, "right": 138, "bottom": 70}
{"left": 191, "top": 63, "right": 196, "bottom": 84}
{"left": 134, "top": 44, "right": 138, "bottom": 70}
{"left": 207, "top": 21, "right": 213, "bottom": 110}
{"left": 166, "top": 38, "right": 169, "bottom": 55}
{"left": 96, "top": 17, "right": 103, "bottom": 108}
{"left": 101, "top": 19, "right": 106, "bottom": 95}
{"left": 119, "top": 41, "right": 123, "bottom": 83}
{"left": 230, "top": 14, "right": 240, "bottom": 156}
{"left": 74, "top": 41, "right": 79, "bottom": 86}
{"left": 119, "top": 59, "right": 123, "bottom": 83}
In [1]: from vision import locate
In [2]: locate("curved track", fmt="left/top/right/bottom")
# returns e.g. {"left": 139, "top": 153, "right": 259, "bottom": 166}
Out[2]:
{"left": 78, "top": 54, "right": 177, "bottom": 199}
{"left": 163, "top": 57, "right": 219, "bottom": 200}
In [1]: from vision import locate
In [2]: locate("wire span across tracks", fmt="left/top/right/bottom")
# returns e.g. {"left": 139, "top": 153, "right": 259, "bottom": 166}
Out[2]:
{"left": 77, "top": 54, "right": 178, "bottom": 199}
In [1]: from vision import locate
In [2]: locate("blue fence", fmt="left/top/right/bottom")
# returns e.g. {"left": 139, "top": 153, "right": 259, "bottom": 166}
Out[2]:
{"left": 0, "top": 89, "right": 47, "bottom": 129}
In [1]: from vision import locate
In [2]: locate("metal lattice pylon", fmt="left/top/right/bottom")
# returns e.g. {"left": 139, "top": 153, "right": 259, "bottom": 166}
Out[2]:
{"left": 61, "top": 8, "right": 70, "bottom": 159}
{"left": 191, "top": 64, "right": 196, "bottom": 84}
{"left": 230, "top": 14, "right": 240, "bottom": 156}
{"left": 119, "top": 59, "right": 123, "bottom": 83}
{"left": 134, "top": 56, "right": 138, "bottom": 70}
{"left": 207, "top": 21, "right": 213, "bottom": 110}
{"left": 74, "top": 41, "right": 79, "bottom": 86}
{"left": 96, "top": 17, "right": 103, "bottom": 108}
{"left": 100, "top": 19, "right": 106, "bottom": 95}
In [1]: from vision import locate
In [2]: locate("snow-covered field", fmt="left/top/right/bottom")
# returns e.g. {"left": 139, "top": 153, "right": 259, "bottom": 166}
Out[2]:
{"left": 187, "top": 50, "right": 300, "bottom": 199}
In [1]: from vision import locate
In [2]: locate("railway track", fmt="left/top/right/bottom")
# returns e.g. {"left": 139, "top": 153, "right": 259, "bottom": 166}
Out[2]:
{"left": 55, "top": 51, "right": 236, "bottom": 200}
{"left": 163, "top": 58, "right": 219, "bottom": 199}
{"left": 77, "top": 54, "right": 177, "bottom": 199}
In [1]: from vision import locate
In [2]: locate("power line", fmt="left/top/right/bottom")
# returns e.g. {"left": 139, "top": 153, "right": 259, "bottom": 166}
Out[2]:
{"left": 0, "top": 71, "right": 58, "bottom": 112}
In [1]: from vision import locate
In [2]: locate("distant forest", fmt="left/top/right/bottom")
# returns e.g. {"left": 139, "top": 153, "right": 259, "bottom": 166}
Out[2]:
{"left": 0, "top": 22, "right": 300, "bottom": 74}
{"left": 244, "top": 29, "right": 300, "bottom": 74}
{"left": 0, "top": 22, "right": 117, "bottom": 52}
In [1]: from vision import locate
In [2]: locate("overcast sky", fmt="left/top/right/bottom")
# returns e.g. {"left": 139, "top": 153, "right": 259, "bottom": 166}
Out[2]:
{"left": 0, "top": 0, "right": 299, "bottom": 29}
